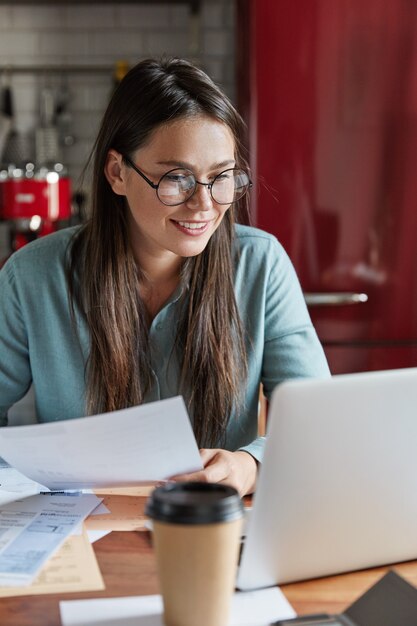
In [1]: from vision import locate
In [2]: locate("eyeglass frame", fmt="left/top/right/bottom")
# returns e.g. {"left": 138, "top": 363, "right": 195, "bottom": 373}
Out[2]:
{"left": 122, "top": 154, "right": 252, "bottom": 206}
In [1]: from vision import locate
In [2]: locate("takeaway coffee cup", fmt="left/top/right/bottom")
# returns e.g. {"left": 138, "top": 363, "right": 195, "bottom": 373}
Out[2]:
{"left": 146, "top": 482, "right": 244, "bottom": 626}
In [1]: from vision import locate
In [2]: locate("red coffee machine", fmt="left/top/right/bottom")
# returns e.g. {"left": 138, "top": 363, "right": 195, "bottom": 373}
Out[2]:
{"left": 0, "top": 163, "right": 72, "bottom": 265}
{"left": 0, "top": 81, "right": 74, "bottom": 265}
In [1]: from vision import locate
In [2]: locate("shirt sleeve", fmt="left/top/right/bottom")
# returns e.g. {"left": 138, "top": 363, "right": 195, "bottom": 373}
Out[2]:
{"left": 261, "top": 238, "right": 330, "bottom": 398}
{"left": 0, "top": 260, "right": 33, "bottom": 426}
{"left": 238, "top": 235, "right": 330, "bottom": 462}
{"left": 238, "top": 436, "right": 266, "bottom": 463}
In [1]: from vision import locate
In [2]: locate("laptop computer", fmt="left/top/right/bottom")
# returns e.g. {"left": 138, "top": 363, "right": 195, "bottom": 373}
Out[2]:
{"left": 237, "top": 367, "right": 417, "bottom": 590}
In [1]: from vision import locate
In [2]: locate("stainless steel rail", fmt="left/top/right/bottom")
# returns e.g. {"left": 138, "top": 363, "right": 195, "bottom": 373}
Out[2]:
{"left": 304, "top": 292, "right": 369, "bottom": 306}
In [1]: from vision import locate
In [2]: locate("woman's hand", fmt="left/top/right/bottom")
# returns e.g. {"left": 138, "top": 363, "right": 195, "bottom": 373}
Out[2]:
{"left": 170, "top": 449, "right": 258, "bottom": 497}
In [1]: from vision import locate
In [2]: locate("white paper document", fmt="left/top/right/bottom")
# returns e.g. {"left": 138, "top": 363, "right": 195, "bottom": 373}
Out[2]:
{"left": 0, "top": 457, "right": 45, "bottom": 506}
{"left": 0, "top": 493, "right": 102, "bottom": 586}
{"left": 0, "top": 396, "right": 202, "bottom": 490}
{"left": 60, "top": 587, "right": 296, "bottom": 626}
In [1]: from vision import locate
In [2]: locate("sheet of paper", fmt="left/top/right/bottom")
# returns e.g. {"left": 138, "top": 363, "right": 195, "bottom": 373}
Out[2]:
{"left": 87, "top": 529, "right": 111, "bottom": 543}
{"left": 0, "top": 396, "right": 202, "bottom": 490}
{"left": 0, "top": 456, "right": 45, "bottom": 506}
{"left": 85, "top": 494, "right": 148, "bottom": 531}
{"left": 0, "top": 525, "right": 104, "bottom": 597}
{"left": 88, "top": 501, "right": 111, "bottom": 515}
{"left": 0, "top": 493, "right": 102, "bottom": 586}
{"left": 60, "top": 587, "right": 296, "bottom": 626}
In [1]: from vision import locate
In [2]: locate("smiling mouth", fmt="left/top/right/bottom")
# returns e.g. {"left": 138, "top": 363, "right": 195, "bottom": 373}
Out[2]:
{"left": 176, "top": 220, "right": 208, "bottom": 230}
{"left": 171, "top": 220, "right": 212, "bottom": 234}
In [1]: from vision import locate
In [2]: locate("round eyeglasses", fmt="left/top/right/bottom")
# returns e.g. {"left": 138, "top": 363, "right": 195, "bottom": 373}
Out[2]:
{"left": 123, "top": 155, "right": 252, "bottom": 206}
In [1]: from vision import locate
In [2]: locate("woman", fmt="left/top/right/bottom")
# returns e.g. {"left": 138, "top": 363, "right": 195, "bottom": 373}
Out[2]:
{"left": 0, "top": 57, "right": 330, "bottom": 495}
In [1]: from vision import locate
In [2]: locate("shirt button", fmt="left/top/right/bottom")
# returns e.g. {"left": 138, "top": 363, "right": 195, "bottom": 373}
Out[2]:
{"left": 156, "top": 322, "right": 163, "bottom": 330}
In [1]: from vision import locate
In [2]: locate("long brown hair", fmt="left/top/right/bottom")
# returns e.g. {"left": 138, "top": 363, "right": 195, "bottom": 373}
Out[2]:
{"left": 68, "top": 57, "right": 249, "bottom": 447}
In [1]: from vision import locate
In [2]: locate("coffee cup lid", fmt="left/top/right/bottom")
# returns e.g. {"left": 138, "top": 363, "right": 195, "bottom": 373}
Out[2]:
{"left": 145, "top": 482, "right": 244, "bottom": 524}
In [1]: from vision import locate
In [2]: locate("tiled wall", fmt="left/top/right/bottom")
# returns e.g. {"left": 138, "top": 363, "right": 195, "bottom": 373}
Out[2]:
{"left": 0, "top": 1, "right": 235, "bottom": 195}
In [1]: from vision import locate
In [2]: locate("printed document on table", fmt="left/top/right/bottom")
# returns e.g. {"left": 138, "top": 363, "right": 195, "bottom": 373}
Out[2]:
{"left": 0, "top": 526, "right": 104, "bottom": 597}
{"left": 0, "top": 493, "right": 102, "bottom": 586}
{"left": 0, "top": 396, "right": 203, "bottom": 490}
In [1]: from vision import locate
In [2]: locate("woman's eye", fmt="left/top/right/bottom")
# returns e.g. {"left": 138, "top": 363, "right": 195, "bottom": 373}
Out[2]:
{"left": 215, "top": 173, "right": 232, "bottom": 182}
{"left": 166, "top": 174, "right": 186, "bottom": 182}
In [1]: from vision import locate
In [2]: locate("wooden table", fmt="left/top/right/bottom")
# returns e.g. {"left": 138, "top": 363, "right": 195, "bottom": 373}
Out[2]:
{"left": 1, "top": 529, "right": 417, "bottom": 625}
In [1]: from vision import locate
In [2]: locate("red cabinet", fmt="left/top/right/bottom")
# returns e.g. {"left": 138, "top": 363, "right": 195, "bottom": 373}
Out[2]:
{"left": 237, "top": 0, "right": 417, "bottom": 373}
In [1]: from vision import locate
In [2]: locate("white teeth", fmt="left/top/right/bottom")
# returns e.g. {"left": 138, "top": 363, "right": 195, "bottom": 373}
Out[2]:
{"left": 177, "top": 221, "right": 207, "bottom": 230}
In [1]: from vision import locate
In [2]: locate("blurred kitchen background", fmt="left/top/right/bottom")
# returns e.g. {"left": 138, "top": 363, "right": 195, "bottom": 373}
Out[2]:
{"left": 1, "top": 0, "right": 416, "bottom": 402}
{"left": 0, "top": 0, "right": 235, "bottom": 259}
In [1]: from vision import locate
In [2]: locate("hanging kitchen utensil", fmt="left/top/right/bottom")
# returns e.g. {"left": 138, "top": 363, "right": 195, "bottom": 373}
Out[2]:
{"left": 35, "top": 86, "right": 60, "bottom": 165}
{"left": 1, "top": 73, "right": 32, "bottom": 166}
{"left": 0, "top": 75, "right": 12, "bottom": 163}
{"left": 55, "top": 76, "right": 75, "bottom": 148}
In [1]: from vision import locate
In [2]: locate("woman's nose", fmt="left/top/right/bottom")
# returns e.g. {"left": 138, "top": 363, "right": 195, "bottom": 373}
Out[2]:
{"left": 185, "top": 183, "right": 213, "bottom": 211}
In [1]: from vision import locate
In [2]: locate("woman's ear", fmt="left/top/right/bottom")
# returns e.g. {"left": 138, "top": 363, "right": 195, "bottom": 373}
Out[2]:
{"left": 104, "top": 149, "right": 128, "bottom": 195}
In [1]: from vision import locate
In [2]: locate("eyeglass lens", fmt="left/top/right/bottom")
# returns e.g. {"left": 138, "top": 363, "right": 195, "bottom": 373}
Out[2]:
{"left": 157, "top": 168, "right": 250, "bottom": 205}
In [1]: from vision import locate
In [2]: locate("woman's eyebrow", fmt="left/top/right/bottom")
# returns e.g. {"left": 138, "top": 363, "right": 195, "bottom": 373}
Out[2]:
{"left": 155, "top": 159, "right": 236, "bottom": 170}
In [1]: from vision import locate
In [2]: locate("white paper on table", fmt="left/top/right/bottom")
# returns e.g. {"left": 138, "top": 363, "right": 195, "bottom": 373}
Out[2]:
{"left": 60, "top": 588, "right": 296, "bottom": 626}
{"left": 87, "top": 529, "right": 112, "bottom": 544}
{"left": 0, "top": 493, "right": 102, "bottom": 586}
{"left": 88, "top": 502, "right": 110, "bottom": 515}
{"left": 70, "top": 498, "right": 111, "bottom": 538}
{"left": 76, "top": 489, "right": 110, "bottom": 513}
{"left": 0, "top": 396, "right": 202, "bottom": 490}
{"left": 0, "top": 457, "right": 46, "bottom": 505}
